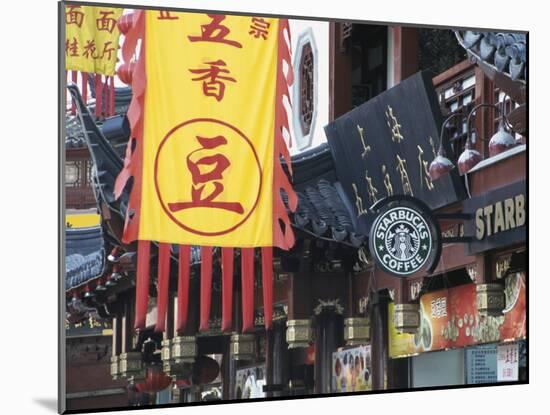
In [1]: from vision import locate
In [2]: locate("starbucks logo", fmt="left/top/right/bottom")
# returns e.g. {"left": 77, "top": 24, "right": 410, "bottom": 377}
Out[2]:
{"left": 370, "top": 206, "right": 433, "bottom": 276}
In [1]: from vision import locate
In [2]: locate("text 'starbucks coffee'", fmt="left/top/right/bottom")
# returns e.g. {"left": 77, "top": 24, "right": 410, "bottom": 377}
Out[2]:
{"left": 370, "top": 206, "right": 433, "bottom": 276}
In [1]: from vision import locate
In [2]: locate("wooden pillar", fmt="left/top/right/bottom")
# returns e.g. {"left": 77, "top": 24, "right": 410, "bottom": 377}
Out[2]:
{"left": 121, "top": 293, "right": 134, "bottom": 353}
{"left": 392, "top": 27, "right": 418, "bottom": 84}
{"left": 112, "top": 310, "right": 121, "bottom": 356}
{"left": 314, "top": 311, "right": 343, "bottom": 394}
{"left": 272, "top": 320, "right": 290, "bottom": 397}
{"left": 228, "top": 286, "right": 242, "bottom": 400}
{"left": 370, "top": 291, "right": 386, "bottom": 390}
{"left": 264, "top": 328, "right": 274, "bottom": 398}
{"left": 329, "top": 22, "right": 353, "bottom": 121}
{"left": 288, "top": 241, "right": 312, "bottom": 320}
{"left": 165, "top": 294, "right": 174, "bottom": 340}
{"left": 474, "top": 66, "right": 495, "bottom": 157}
{"left": 221, "top": 336, "right": 230, "bottom": 400}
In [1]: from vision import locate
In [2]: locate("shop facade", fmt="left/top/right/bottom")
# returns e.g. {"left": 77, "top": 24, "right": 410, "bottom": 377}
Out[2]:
{"left": 63, "top": 13, "right": 527, "bottom": 409}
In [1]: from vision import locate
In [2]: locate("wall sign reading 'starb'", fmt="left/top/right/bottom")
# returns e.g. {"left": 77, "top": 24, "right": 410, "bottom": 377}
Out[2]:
{"left": 369, "top": 196, "right": 442, "bottom": 277}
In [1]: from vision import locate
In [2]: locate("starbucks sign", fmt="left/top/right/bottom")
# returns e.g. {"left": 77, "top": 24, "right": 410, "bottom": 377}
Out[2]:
{"left": 369, "top": 199, "right": 439, "bottom": 277}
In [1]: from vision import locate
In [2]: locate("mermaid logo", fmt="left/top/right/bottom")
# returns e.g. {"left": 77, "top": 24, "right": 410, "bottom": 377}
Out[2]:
{"left": 370, "top": 205, "right": 433, "bottom": 276}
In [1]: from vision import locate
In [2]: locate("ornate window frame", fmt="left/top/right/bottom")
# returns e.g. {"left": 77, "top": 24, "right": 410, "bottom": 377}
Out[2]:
{"left": 292, "top": 28, "right": 319, "bottom": 151}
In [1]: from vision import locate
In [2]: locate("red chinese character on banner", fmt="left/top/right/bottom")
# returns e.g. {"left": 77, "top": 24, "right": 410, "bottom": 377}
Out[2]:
{"left": 100, "top": 41, "right": 116, "bottom": 60}
{"left": 96, "top": 11, "right": 117, "bottom": 33}
{"left": 168, "top": 135, "right": 244, "bottom": 214}
{"left": 83, "top": 40, "right": 99, "bottom": 59}
{"left": 189, "top": 60, "right": 236, "bottom": 101}
{"left": 66, "top": 37, "right": 79, "bottom": 57}
{"left": 249, "top": 17, "right": 270, "bottom": 39}
{"left": 66, "top": 5, "right": 85, "bottom": 28}
{"left": 158, "top": 10, "right": 178, "bottom": 20}
{"left": 188, "top": 14, "right": 242, "bottom": 48}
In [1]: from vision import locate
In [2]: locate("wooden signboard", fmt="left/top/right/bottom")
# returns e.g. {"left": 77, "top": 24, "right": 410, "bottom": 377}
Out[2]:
{"left": 324, "top": 71, "right": 465, "bottom": 235}
{"left": 463, "top": 180, "right": 526, "bottom": 255}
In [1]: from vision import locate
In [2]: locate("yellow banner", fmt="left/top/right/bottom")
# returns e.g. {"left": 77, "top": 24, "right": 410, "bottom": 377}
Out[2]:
{"left": 66, "top": 213, "right": 101, "bottom": 228}
{"left": 139, "top": 11, "right": 279, "bottom": 247}
{"left": 65, "top": 5, "right": 123, "bottom": 75}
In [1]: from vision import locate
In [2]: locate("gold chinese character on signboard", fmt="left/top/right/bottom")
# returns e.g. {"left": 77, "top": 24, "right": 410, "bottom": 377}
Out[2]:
{"left": 385, "top": 105, "right": 404, "bottom": 143}
{"left": 357, "top": 125, "right": 371, "bottom": 159}
{"left": 381, "top": 165, "right": 394, "bottom": 196}
{"left": 365, "top": 170, "right": 379, "bottom": 204}
{"left": 417, "top": 145, "right": 434, "bottom": 190}
{"left": 396, "top": 155, "right": 413, "bottom": 196}
{"left": 352, "top": 183, "right": 368, "bottom": 217}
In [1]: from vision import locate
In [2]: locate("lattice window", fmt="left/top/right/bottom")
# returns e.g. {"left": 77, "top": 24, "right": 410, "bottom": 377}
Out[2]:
{"left": 434, "top": 64, "right": 476, "bottom": 158}
{"left": 493, "top": 88, "right": 522, "bottom": 142}
{"left": 299, "top": 42, "right": 314, "bottom": 137}
{"left": 65, "top": 161, "right": 81, "bottom": 187}
{"left": 86, "top": 161, "right": 95, "bottom": 186}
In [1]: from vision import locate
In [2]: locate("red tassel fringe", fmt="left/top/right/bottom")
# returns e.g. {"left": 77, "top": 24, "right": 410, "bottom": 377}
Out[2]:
{"left": 176, "top": 245, "right": 191, "bottom": 332}
{"left": 155, "top": 243, "right": 171, "bottom": 332}
{"left": 241, "top": 248, "right": 255, "bottom": 332}
{"left": 199, "top": 246, "right": 213, "bottom": 332}
{"left": 221, "top": 247, "right": 234, "bottom": 332}
{"left": 95, "top": 74, "right": 103, "bottom": 119}
{"left": 261, "top": 247, "right": 273, "bottom": 329}
{"left": 82, "top": 72, "right": 88, "bottom": 105}
{"left": 134, "top": 240, "right": 151, "bottom": 329}
{"left": 71, "top": 70, "right": 77, "bottom": 115}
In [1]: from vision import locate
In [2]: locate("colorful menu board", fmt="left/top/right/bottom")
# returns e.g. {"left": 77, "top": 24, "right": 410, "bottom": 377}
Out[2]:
{"left": 332, "top": 345, "right": 372, "bottom": 393}
{"left": 389, "top": 273, "right": 526, "bottom": 358}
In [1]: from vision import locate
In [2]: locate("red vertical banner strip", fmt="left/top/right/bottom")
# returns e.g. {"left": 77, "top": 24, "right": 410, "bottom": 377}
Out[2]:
{"left": 95, "top": 74, "right": 103, "bottom": 119}
{"left": 155, "top": 243, "right": 171, "bottom": 332}
{"left": 176, "top": 245, "right": 191, "bottom": 332}
{"left": 241, "top": 248, "right": 255, "bottom": 332}
{"left": 261, "top": 247, "right": 273, "bottom": 329}
{"left": 221, "top": 248, "right": 234, "bottom": 332}
{"left": 71, "top": 70, "right": 77, "bottom": 115}
{"left": 272, "top": 19, "right": 298, "bottom": 251}
{"left": 199, "top": 246, "right": 213, "bottom": 332}
{"left": 81, "top": 72, "right": 88, "bottom": 106}
{"left": 110, "top": 76, "right": 116, "bottom": 116}
{"left": 134, "top": 240, "right": 151, "bottom": 329}
{"left": 104, "top": 76, "right": 110, "bottom": 116}
{"left": 114, "top": 10, "right": 145, "bottom": 244}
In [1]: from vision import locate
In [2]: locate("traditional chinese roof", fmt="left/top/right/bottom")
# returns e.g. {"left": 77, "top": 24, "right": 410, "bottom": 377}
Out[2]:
{"left": 455, "top": 31, "right": 526, "bottom": 83}
{"left": 66, "top": 226, "right": 105, "bottom": 290}
{"left": 288, "top": 143, "right": 367, "bottom": 247}
{"left": 66, "top": 85, "right": 132, "bottom": 149}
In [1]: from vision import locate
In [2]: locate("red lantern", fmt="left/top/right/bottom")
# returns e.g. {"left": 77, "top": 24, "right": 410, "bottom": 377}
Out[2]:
{"left": 428, "top": 150, "right": 454, "bottom": 181}
{"left": 134, "top": 367, "right": 172, "bottom": 393}
{"left": 116, "top": 62, "right": 136, "bottom": 86}
{"left": 117, "top": 13, "right": 135, "bottom": 35}
{"left": 488, "top": 122, "right": 516, "bottom": 157}
{"left": 457, "top": 140, "right": 482, "bottom": 175}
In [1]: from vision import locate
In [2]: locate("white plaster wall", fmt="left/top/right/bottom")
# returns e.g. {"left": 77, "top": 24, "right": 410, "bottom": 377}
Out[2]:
{"left": 287, "top": 20, "right": 330, "bottom": 155}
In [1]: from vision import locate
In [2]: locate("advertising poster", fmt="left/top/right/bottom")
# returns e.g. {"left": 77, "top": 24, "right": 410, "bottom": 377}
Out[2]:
{"left": 332, "top": 345, "right": 372, "bottom": 393}
{"left": 497, "top": 343, "right": 519, "bottom": 382}
{"left": 235, "top": 366, "right": 266, "bottom": 399}
{"left": 389, "top": 273, "right": 526, "bottom": 358}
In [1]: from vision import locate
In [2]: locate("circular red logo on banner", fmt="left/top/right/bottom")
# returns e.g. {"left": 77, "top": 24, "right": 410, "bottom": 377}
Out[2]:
{"left": 154, "top": 118, "right": 262, "bottom": 236}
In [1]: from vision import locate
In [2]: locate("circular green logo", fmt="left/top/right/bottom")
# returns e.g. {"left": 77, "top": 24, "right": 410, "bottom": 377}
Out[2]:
{"left": 370, "top": 206, "right": 432, "bottom": 276}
